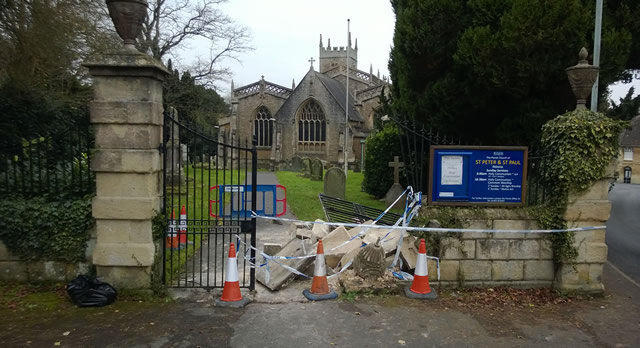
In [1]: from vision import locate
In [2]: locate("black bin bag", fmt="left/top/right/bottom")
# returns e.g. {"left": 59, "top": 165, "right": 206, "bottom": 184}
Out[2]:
{"left": 66, "top": 275, "right": 117, "bottom": 307}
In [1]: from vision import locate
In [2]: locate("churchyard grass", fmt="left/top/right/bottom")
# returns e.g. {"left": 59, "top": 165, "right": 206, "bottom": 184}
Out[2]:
{"left": 164, "top": 167, "right": 246, "bottom": 283}
{"left": 276, "top": 170, "right": 401, "bottom": 222}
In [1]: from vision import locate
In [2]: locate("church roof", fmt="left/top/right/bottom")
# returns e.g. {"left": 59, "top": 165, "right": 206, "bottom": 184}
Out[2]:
{"left": 233, "top": 79, "right": 292, "bottom": 99}
{"left": 620, "top": 115, "right": 640, "bottom": 147}
{"left": 316, "top": 73, "right": 363, "bottom": 122}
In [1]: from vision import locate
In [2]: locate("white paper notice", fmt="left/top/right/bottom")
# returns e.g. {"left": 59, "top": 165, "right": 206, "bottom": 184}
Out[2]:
{"left": 441, "top": 156, "right": 463, "bottom": 185}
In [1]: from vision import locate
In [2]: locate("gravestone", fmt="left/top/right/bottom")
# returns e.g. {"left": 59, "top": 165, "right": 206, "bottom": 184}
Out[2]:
{"left": 302, "top": 157, "right": 311, "bottom": 178}
{"left": 180, "top": 144, "right": 188, "bottom": 165}
{"left": 290, "top": 156, "right": 303, "bottom": 172}
{"left": 311, "top": 158, "right": 323, "bottom": 181}
{"left": 324, "top": 167, "right": 346, "bottom": 199}
{"left": 385, "top": 156, "right": 406, "bottom": 209}
{"left": 165, "top": 108, "right": 185, "bottom": 185}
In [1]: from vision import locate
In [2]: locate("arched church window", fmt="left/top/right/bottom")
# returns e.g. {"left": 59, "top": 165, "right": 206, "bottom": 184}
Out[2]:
{"left": 297, "top": 99, "right": 327, "bottom": 153}
{"left": 254, "top": 106, "right": 273, "bottom": 147}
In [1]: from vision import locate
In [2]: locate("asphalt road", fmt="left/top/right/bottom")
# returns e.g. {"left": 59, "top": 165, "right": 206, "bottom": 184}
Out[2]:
{"left": 606, "top": 183, "right": 640, "bottom": 283}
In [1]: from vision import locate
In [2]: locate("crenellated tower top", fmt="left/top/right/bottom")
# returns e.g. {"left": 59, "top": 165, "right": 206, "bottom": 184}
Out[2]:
{"left": 319, "top": 33, "right": 358, "bottom": 73}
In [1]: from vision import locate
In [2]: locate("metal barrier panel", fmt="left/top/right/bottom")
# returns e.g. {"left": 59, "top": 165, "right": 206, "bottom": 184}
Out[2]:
{"left": 209, "top": 184, "right": 287, "bottom": 218}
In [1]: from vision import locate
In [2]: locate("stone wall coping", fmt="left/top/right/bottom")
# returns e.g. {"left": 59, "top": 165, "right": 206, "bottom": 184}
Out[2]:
{"left": 84, "top": 50, "right": 169, "bottom": 81}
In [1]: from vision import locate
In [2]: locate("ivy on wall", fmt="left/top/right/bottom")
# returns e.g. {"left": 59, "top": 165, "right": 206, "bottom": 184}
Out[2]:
{"left": 536, "top": 109, "right": 626, "bottom": 265}
{"left": 0, "top": 195, "right": 93, "bottom": 263}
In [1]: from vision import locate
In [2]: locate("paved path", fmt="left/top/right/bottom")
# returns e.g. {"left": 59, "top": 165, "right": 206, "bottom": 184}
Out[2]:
{"left": 606, "top": 183, "right": 640, "bottom": 284}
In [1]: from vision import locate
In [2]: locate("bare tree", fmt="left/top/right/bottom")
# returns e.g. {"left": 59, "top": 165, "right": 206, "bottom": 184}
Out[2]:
{"left": 139, "top": 0, "right": 251, "bottom": 87}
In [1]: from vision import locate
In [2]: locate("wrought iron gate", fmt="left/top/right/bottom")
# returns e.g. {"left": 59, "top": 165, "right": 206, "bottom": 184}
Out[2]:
{"left": 162, "top": 110, "right": 257, "bottom": 290}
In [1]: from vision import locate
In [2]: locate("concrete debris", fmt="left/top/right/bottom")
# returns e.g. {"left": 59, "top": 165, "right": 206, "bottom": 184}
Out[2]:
{"left": 321, "top": 226, "right": 362, "bottom": 268}
{"left": 311, "top": 219, "right": 330, "bottom": 240}
{"left": 338, "top": 247, "right": 361, "bottom": 269}
{"left": 256, "top": 238, "right": 315, "bottom": 291}
{"left": 399, "top": 236, "right": 419, "bottom": 270}
{"left": 270, "top": 220, "right": 418, "bottom": 291}
{"left": 346, "top": 220, "right": 375, "bottom": 238}
{"left": 362, "top": 228, "right": 405, "bottom": 256}
{"left": 339, "top": 270, "right": 398, "bottom": 293}
{"left": 296, "top": 228, "right": 313, "bottom": 240}
{"left": 263, "top": 243, "right": 283, "bottom": 256}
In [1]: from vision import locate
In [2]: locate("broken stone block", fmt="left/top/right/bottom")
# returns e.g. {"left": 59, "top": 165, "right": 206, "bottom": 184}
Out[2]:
{"left": 263, "top": 243, "right": 283, "bottom": 256}
{"left": 322, "top": 227, "right": 362, "bottom": 269}
{"left": 338, "top": 246, "right": 361, "bottom": 269}
{"left": 362, "top": 228, "right": 405, "bottom": 256}
{"left": 296, "top": 228, "right": 312, "bottom": 240}
{"left": 346, "top": 220, "right": 375, "bottom": 238}
{"left": 311, "top": 219, "right": 330, "bottom": 240}
{"left": 322, "top": 226, "right": 351, "bottom": 245}
{"left": 399, "top": 235, "right": 419, "bottom": 270}
{"left": 256, "top": 238, "right": 314, "bottom": 291}
{"left": 288, "top": 223, "right": 298, "bottom": 239}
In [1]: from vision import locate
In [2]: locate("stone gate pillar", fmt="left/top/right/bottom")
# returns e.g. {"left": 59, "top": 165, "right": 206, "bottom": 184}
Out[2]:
{"left": 85, "top": 51, "right": 168, "bottom": 289}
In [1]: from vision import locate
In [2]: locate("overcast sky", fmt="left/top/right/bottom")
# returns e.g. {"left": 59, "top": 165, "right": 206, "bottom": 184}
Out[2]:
{"left": 217, "top": 0, "right": 395, "bottom": 92}
{"left": 190, "top": 0, "right": 638, "bottom": 102}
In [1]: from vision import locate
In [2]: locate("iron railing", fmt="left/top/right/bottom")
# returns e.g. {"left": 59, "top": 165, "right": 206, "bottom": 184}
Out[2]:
{"left": 0, "top": 120, "right": 94, "bottom": 197}
{"left": 391, "top": 116, "right": 549, "bottom": 206}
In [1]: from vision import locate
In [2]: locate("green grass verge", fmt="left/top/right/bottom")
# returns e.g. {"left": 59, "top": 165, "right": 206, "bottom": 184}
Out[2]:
{"left": 275, "top": 170, "right": 401, "bottom": 221}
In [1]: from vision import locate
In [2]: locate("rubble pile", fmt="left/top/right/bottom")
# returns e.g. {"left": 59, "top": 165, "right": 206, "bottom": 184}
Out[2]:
{"left": 257, "top": 220, "right": 421, "bottom": 291}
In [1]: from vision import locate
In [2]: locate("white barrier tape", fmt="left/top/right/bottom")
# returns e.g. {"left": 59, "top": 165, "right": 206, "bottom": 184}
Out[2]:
{"left": 251, "top": 214, "right": 606, "bottom": 234}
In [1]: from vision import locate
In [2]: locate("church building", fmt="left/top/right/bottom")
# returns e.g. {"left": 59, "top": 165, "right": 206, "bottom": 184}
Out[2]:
{"left": 218, "top": 34, "right": 388, "bottom": 169}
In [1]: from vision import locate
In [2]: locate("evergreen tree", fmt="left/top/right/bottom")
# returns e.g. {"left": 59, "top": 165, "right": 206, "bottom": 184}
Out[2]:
{"left": 389, "top": 0, "right": 640, "bottom": 145}
{"left": 608, "top": 87, "right": 640, "bottom": 121}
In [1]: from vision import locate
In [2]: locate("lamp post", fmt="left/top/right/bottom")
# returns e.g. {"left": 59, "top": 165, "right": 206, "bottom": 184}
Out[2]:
{"left": 590, "top": 0, "right": 603, "bottom": 111}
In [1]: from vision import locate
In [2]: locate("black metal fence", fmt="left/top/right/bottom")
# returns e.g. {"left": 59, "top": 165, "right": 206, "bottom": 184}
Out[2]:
{"left": 391, "top": 115, "right": 462, "bottom": 193}
{"left": 525, "top": 150, "right": 549, "bottom": 206}
{"left": 391, "top": 116, "right": 549, "bottom": 206}
{"left": 0, "top": 121, "right": 94, "bottom": 197}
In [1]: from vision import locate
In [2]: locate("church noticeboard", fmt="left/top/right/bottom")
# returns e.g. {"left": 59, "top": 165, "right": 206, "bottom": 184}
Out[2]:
{"left": 428, "top": 146, "right": 528, "bottom": 206}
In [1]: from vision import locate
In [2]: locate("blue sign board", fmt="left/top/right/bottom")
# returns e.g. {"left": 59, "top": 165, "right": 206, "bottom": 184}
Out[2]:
{"left": 429, "top": 146, "right": 528, "bottom": 205}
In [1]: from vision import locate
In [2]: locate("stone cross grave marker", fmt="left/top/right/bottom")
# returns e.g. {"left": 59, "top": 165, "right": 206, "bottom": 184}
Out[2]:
{"left": 389, "top": 156, "right": 404, "bottom": 184}
{"left": 385, "top": 156, "right": 406, "bottom": 209}
{"left": 290, "top": 156, "right": 303, "bottom": 172}
{"left": 324, "top": 167, "right": 346, "bottom": 199}
{"left": 302, "top": 157, "right": 311, "bottom": 178}
{"left": 311, "top": 158, "right": 323, "bottom": 181}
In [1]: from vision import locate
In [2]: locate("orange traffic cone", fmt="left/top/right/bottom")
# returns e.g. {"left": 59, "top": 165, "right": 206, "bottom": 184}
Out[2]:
{"left": 165, "top": 210, "right": 179, "bottom": 249}
{"left": 178, "top": 205, "right": 188, "bottom": 244}
{"left": 303, "top": 240, "right": 338, "bottom": 301}
{"left": 215, "top": 243, "right": 251, "bottom": 308}
{"left": 404, "top": 239, "right": 437, "bottom": 299}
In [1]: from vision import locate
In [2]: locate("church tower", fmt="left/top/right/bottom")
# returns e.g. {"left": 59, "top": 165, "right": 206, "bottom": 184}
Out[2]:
{"left": 318, "top": 34, "right": 358, "bottom": 73}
